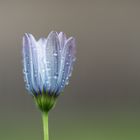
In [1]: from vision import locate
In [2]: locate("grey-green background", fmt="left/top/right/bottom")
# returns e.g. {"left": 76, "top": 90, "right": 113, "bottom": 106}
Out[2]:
{"left": 0, "top": 0, "right": 140, "bottom": 140}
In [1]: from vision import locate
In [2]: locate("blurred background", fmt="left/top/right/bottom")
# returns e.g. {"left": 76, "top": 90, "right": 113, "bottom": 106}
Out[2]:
{"left": 0, "top": 0, "right": 140, "bottom": 140}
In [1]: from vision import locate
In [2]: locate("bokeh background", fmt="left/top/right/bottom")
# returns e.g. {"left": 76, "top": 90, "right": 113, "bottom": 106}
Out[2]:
{"left": 0, "top": 0, "right": 140, "bottom": 140}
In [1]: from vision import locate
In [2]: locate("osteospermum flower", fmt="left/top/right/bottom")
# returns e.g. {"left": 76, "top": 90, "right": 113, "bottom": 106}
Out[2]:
{"left": 22, "top": 31, "right": 76, "bottom": 140}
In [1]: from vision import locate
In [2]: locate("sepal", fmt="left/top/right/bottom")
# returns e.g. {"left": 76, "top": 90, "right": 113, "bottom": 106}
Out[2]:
{"left": 34, "top": 93, "right": 57, "bottom": 112}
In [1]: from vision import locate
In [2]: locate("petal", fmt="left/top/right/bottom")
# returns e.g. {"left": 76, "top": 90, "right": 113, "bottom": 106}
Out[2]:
{"left": 23, "top": 33, "right": 39, "bottom": 94}
{"left": 58, "top": 32, "right": 67, "bottom": 49}
{"left": 37, "top": 38, "right": 47, "bottom": 88}
{"left": 45, "top": 31, "right": 61, "bottom": 93}
{"left": 57, "top": 37, "right": 76, "bottom": 94}
{"left": 38, "top": 38, "right": 47, "bottom": 47}
{"left": 66, "top": 37, "right": 76, "bottom": 78}
{"left": 23, "top": 33, "right": 33, "bottom": 93}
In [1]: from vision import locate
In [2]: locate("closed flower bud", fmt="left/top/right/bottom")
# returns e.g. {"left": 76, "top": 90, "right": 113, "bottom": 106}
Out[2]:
{"left": 22, "top": 31, "right": 76, "bottom": 112}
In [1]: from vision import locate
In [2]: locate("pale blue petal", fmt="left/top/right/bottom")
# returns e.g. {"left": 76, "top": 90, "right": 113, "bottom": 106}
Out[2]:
{"left": 37, "top": 38, "right": 47, "bottom": 90}
{"left": 23, "top": 33, "right": 40, "bottom": 94}
{"left": 57, "top": 37, "right": 76, "bottom": 94}
{"left": 45, "top": 31, "right": 61, "bottom": 93}
{"left": 27, "top": 34, "right": 41, "bottom": 93}
{"left": 58, "top": 32, "right": 67, "bottom": 49}
{"left": 23, "top": 33, "right": 33, "bottom": 93}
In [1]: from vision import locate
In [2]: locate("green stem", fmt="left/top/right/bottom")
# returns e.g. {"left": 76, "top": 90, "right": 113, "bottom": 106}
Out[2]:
{"left": 42, "top": 112, "right": 49, "bottom": 140}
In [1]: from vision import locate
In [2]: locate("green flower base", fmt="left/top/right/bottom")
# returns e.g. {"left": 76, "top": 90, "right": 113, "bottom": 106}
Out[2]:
{"left": 34, "top": 93, "right": 57, "bottom": 112}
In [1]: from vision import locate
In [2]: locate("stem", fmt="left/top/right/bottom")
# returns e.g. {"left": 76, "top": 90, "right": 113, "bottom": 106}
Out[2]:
{"left": 42, "top": 112, "right": 49, "bottom": 140}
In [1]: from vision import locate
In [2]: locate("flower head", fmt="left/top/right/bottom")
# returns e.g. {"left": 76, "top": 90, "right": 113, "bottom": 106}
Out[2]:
{"left": 22, "top": 31, "right": 76, "bottom": 111}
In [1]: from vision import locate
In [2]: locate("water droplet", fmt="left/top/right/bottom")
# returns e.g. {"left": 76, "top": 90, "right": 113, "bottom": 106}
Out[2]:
{"left": 26, "top": 83, "right": 31, "bottom": 89}
{"left": 23, "top": 70, "right": 26, "bottom": 73}
{"left": 65, "top": 81, "right": 69, "bottom": 85}
{"left": 73, "top": 58, "right": 76, "bottom": 62}
{"left": 69, "top": 73, "right": 72, "bottom": 77}
{"left": 53, "top": 53, "right": 58, "bottom": 56}
{"left": 66, "top": 62, "right": 69, "bottom": 65}
{"left": 54, "top": 76, "right": 57, "bottom": 79}
{"left": 24, "top": 78, "right": 26, "bottom": 82}
{"left": 25, "top": 70, "right": 29, "bottom": 74}
{"left": 42, "top": 69, "right": 45, "bottom": 73}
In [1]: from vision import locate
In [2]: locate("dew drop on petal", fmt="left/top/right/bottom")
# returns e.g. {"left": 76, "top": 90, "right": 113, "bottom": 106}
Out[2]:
{"left": 42, "top": 69, "right": 45, "bottom": 73}
{"left": 53, "top": 75, "right": 58, "bottom": 79}
{"left": 62, "top": 79, "right": 65, "bottom": 84}
{"left": 65, "top": 81, "right": 69, "bottom": 85}
{"left": 66, "top": 62, "right": 69, "bottom": 65}
{"left": 69, "top": 72, "right": 72, "bottom": 77}
{"left": 73, "top": 58, "right": 76, "bottom": 62}
{"left": 26, "top": 71, "right": 29, "bottom": 75}
{"left": 53, "top": 53, "right": 58, "bottom": 56}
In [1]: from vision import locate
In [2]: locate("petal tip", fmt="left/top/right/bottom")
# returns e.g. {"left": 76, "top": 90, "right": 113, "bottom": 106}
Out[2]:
{"left": 49, "top": 31, "right": 57, "bottom": 35}
{"left": 67, "top": 36, "right": 76, "bottom": 46}
{"left": 47, "top": 31, "right": 59, "bottom": 40}
{"left": 23, "top": 33, "right": 33, "bottom": 40}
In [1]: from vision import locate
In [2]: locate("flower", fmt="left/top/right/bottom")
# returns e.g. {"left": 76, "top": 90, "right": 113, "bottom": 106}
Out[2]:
{"left": 22, "top": 31, "right": 76, "bottom": 111}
